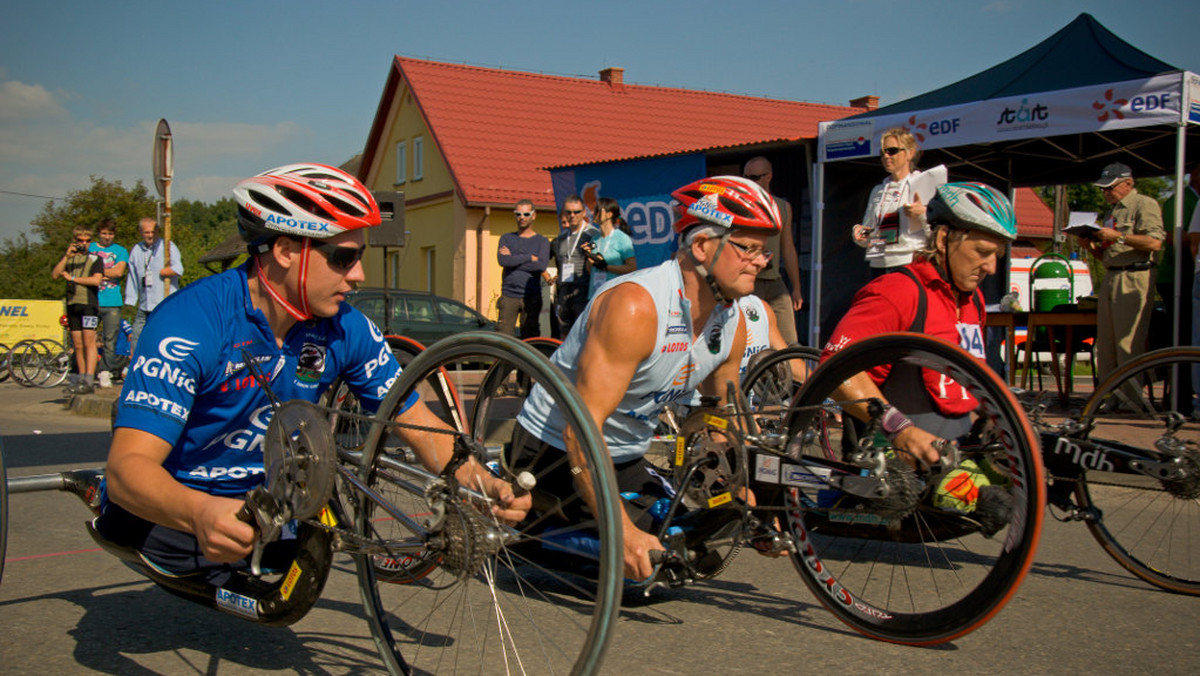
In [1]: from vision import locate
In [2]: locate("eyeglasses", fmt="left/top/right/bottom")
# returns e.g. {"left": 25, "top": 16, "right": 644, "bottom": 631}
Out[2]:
{"left": 564, "top": 209, "right": 584, "bottom": 215}
{"left": 881, "top": 146, "right": 906, "bottom": 157}
{"left": 311, "top": 241, "right": 366, "bottom": 271}
{"left": 743, "top": 172, "right": 768, "bottom": 181}
{"left": 514, "top": 211, "right": 533, "bottom": 218}
{"left": 726, "top": 238, "right": 773, "bottom": 263}
{"left": 75, "top": 238, "right": 91, "bottom": 244}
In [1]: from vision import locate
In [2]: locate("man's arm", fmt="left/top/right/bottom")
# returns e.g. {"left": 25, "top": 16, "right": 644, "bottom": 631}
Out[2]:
{"left": 106, "top": 427, "right": 256, "bottom": 562}
{"left": 779, "top": 202, "right": 803, "bottom": 310}
{"left": 562, "top": 282, "right": 662, "bottom": 580}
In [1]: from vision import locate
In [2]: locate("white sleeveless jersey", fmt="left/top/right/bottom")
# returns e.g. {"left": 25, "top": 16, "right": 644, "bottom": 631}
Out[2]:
{"left": 516, "top": 259, "right": 740, "bottom": 462}
{"left": 737, "top": 295, "right": 772, "bottom": 378}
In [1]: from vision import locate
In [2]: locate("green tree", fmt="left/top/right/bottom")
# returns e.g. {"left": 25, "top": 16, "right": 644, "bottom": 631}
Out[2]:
{"left": 0, "top": 176, "right": 239, "bottom": 300}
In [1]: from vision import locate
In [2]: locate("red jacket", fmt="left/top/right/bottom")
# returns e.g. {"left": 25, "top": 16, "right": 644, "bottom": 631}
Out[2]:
{"left": 822, "top": 259, "right": 985, "bottom": 416}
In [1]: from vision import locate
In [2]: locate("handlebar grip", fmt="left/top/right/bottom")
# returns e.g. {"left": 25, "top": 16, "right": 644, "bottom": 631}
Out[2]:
{"left": 649, "top": 549, "right": 667, "bottom": 566}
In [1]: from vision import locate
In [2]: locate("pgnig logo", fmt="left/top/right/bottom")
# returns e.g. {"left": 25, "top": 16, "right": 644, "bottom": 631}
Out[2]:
{"left": 159, "top": 336, "right": 200, "bottom": 362}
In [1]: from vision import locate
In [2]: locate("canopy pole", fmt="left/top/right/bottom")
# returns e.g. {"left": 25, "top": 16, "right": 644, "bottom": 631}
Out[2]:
{"left": 810, "top": 160, "right": 825, "bottom": 348}
{"left": 1173, "top": 123, "right": 1186, "bottom": 348}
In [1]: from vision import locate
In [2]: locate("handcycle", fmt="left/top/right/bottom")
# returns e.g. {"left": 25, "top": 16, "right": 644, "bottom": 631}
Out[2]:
{"left": 1, "top": 332, "right": 623, "bottom": 676}
{"left": 744, "top": 341, "right": 1200, "bottom": 597}
{"left": 2, "top": 330, "right": 1045, "bottom": 671}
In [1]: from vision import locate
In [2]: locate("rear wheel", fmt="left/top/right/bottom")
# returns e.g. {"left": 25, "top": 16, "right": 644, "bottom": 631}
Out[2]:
{"left": 354, "top": 332, "right": 620, "bottom": 676}
{"left": 1074, "top": 347, "right": 1200, "bottom": 595}
{"left": 742, "top": 345, "right": 822, "bottom": 443}
{"left": 778, "top": 332, "right": 1044, "bottom": 644}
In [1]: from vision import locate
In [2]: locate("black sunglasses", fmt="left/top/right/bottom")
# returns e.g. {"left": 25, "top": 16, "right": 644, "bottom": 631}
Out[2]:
{"left": 743, "top": 172, "right": 768, "bottom": 181}
{"left": 564, "top": 209, "right": 584, "bottom": 215}
{"left": 311, "top": 241, "right": 366, "bottom": 270}
{"left": 881, "top": 146, "right": 906, "bottom": 157}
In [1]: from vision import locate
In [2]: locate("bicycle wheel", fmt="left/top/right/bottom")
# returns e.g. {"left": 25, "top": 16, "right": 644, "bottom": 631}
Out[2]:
{"left": 36, "top": 339, "right": 71, "bottom": 388}
{"left": 354, "top": 331, "right": 621, "bottom": 676}
{"left": 777, "top": 332, "right": 1044, "bottom": 644}
{"left": 1073, "top": 346, "right": 1200, "bottom": 595}
{"left": 742, "top": 345, "right": 822, "bottom": 441}
{"left": 0, "top": 343, "right": 10, "bottom": 383}
{"left": 9, "top": 339, "right": 49, "bottom": 387}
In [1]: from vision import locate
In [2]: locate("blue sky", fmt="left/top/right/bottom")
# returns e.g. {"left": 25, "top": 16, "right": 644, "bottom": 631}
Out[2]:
{"left": 1, "top": 0, "right": 1196, "bottom": 242}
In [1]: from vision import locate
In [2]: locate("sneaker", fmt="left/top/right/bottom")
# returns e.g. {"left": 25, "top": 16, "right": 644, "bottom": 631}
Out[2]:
{"left": 66, "top": 381, "right": 95, "bottom": 396}
{"left": 932, "top": 460, "right": 1012, "bottom": 537}
{"left": 97, "top": 371, "right": 113, "bottom": 388}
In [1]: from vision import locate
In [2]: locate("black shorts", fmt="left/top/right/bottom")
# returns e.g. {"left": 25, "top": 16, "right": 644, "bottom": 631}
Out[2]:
{"left": 95, "top": 500, "right": 298, "bottom": 587}
{"left": 66, "top": 303, "right": 99, "bottom": 332}
{"left": 508, "top": 423, "right": 676, "bottom": 531}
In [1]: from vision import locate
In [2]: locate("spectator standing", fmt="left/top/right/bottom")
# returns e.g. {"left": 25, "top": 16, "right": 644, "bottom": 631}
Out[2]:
{"left": 125, "top": 217, "right": 183, "bottom": 349}
{"left": 89, "top": 218, "right": 129, "bottom": 384}
{"left": 51, "top": 225, "right": 104, "bottom": 394}
{"left": 851, "top": 128, "right": 931, "bottom": 278}
{"left": 497, "top": 199, "right": 550, "bottom": 338}
{"left": 1184, "top": 165, "right": 1200, "bottom": 416}
{"left": 743, "top": 157, "right": 803, "bottom": 344}
{"left": 1075, "top": 163, "right": 1164, "bottom": 399}
{"left": 584, "top": 197, "right": 637, "bottom": 298}
{"left": 547, "top": 195, "right": 598, "bottom": 338}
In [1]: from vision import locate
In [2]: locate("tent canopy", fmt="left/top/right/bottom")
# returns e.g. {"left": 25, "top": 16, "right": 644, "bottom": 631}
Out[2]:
{"left": 818, "top": 13, "right": 1198, "bottom": 188}
{"left": 810, "top": 13, "right": 1199, "bottom": 346}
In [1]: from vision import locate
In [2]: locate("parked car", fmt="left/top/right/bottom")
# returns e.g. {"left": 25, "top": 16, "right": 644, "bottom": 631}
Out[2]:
{"left": 345, "top": 287, "right": 498, "bottom": 350}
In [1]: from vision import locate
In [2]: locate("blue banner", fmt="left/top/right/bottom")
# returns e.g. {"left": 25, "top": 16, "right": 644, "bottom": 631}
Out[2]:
{"left": 550, "top": 153, "right": 706, "bottom": 268}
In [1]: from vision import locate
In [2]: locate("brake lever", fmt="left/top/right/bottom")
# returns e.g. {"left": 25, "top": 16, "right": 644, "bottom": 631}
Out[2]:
{"left": 237, "top": 486, "right": 289, "bottom": 576}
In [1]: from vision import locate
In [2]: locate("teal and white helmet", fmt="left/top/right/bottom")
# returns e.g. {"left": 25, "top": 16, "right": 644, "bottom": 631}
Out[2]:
{"left": 926, "top": 182, "right": 1017, "bottom": 242}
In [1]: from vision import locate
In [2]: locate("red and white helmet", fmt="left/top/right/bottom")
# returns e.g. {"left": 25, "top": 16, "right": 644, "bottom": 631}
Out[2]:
{"left": 671, "top": 176, "right": 782, "bottom": 235}
{"left": 234, "top": 163, "right": 380, "bottom": 246}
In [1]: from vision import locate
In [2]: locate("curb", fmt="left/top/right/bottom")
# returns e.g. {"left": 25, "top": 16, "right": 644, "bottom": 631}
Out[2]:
{"left": 68, "top": 389, "right": 121, "bottom": 419}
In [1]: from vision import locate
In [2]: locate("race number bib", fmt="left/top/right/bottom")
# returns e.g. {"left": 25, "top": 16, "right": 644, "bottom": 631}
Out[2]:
{"left": 956, "top": 322, "right": 985, "bottom": 359}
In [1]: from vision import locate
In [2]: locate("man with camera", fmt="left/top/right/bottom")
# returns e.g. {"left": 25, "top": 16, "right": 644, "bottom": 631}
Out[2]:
{"left": 51, "top": 224, "right": 105, "bottom": 394}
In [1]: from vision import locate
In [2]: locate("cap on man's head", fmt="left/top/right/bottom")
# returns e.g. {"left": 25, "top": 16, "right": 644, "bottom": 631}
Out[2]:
{"left": 1094, "top": 162, "right": 1133, "bottom": 188}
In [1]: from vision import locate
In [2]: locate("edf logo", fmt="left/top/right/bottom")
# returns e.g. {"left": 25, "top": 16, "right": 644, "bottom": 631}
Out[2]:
{"left": 927, "top": 118, "right": 961, "bottom": 136}
{"left": 1130, "top": 93, "right": 1171, "bottom": 112}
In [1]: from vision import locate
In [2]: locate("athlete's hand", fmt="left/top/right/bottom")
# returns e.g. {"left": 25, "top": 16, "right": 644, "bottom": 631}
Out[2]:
{"left": 892, "top": 425, "right": 944, "bottom": 468}
{"left": 624, "top": 524, "right": 662, "bottom": 581}
{"left": 484, "top": 477, "right": 532, "bottom": 525}
{"left": 192, "top": 494, "right": 257, "bottom": 563}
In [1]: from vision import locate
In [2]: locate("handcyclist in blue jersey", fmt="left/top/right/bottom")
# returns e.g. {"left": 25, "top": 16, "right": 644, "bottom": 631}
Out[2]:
{"left": 95, "top": 163, "right": 528, "bottom": 583}
{"left": 513, "top": 176, "right": 782, "bottom": 580}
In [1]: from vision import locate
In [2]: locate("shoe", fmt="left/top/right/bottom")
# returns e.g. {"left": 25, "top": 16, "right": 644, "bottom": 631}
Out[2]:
{"left": 66, "top": 381, "right": 95, "bottom": 396}
{"left": 97, "top": 371, "right": 113, "bottom": 388}
{"left": 932, "top": 460, "right": 1013, "bottom": 537}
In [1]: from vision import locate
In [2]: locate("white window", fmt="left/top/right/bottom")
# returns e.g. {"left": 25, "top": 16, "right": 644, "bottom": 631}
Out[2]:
{"left": 413, "top": 136, "right": 424, "bottom": 181}
{"left": 395, "top": 141, "right": 407, "bottom": 184}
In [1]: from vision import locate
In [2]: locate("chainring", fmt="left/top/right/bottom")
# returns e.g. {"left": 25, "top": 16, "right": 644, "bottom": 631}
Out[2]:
{"left": 675, "top": 409, "right": 747, "bottom": 510}
{"left": 263, "top": 400, "right": 338, "bottom": 521}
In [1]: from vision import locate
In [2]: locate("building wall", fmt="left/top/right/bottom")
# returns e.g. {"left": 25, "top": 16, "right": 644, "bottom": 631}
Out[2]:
{"left": 362, "top": 82, "right": 561, "bottom": 318}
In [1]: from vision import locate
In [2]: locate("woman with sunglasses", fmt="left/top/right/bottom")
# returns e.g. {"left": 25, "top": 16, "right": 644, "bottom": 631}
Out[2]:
{"left": 851, "top": 128, "right": 934, "bottom": 278}
{"left": 584, "top": 197, "right": 638, "bottom": 298}
{"left": 96, "top": 163, "right": 528, "bottom": 586}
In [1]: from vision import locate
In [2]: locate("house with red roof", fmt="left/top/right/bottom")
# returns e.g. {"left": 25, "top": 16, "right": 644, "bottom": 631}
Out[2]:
{"left": 356, "top": 57, "right": 868, "bottom": 314}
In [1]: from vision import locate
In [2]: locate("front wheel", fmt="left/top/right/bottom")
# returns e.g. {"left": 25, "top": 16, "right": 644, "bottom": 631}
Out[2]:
{"left": 354, "top": 332, "right": 621, "bottom": 675}
{"left": 777, "top": 333, "right": 1044, "bottom": 644}
{"left": 1074, "top": 347, "right": 1200, "bottom": 595}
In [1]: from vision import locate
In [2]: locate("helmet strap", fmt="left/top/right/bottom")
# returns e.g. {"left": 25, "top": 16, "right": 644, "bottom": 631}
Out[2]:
{"left": 253, "top": 243, "right": 313, "bottom": 322}
{"left": 685, "top": 232, "right": 731, "bottom": 306}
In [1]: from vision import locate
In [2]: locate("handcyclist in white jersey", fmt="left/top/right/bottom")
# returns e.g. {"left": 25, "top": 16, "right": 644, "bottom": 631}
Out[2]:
{"left": 97, "top": 164, "right": 528, "bottom": 582}
{"left": 514, "top": 175, "right": 782, "bottom": 580}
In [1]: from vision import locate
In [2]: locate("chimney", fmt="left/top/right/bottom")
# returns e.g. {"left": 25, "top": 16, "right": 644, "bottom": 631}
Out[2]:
{"left": 850, "top": 95, "right": 879, "bottom": 111}
{"left": 599, "top": 67, "right": 625, "bottom": 91}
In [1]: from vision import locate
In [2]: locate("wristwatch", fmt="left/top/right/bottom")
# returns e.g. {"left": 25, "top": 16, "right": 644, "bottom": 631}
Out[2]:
{"left": 1116, "top": 234, "right": 1127, "bottom": 245}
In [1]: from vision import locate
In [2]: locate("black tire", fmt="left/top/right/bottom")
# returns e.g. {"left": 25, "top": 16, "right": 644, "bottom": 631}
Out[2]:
{"left": 0, "top": 343, "right": 10, "bottom": 383}
{"left": 742, "top": 345, "right": 822, "bottom": 441}
{"left": 354, "top": 332, "right": 621, "bottom": 676}
{"left": 8, "top": 339, "right": 48, "bottom": 387}
{"left": 36, "top": 339, "right": 70, "bottom": 388}
{"left": 1074, "top": 346, "right": 1200, "bottom": 595}
{"left": 777, "top": 333, "right": 1044, "bottom": 644}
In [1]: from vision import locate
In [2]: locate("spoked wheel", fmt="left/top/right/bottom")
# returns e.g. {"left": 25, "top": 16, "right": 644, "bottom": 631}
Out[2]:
{"left": 778, "top": 332, "right": 1044, "bottom": 645}
{"left": 0, "top": 343, "right": 10, "bottom": 383}
{"left": 1074, "top": 347, "right": 1200, "bottom": 595}
{"left": 9, "top": 339, "right": 50, "bottom": 387}
{"left": 742, "top": 345, "right": 822, "bottom": 444}
{"left": 36, "top": 339, "right": 71, "bottom": 388}
{"left": 354, "top": 332, "right": 620, "bottom": 676}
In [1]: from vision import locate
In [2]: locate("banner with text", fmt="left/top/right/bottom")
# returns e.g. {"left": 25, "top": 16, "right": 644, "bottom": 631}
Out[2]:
{"left": 0, "top": 299, "right": 65, "bottom": 345}
{"left": 550, "top": 153, "right": 706, "bottom": 268}
{"left": 819, "top": 72, "right": 1193, "bottom": 162}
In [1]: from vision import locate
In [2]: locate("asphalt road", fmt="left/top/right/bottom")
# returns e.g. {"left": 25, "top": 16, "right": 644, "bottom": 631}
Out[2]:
{"left": 1, "top": 380, "right": 1198, "bottom": 675}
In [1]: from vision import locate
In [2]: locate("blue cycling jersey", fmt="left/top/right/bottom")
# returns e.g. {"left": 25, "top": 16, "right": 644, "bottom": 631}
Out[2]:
{"left": 110, "top": 262, "right": 410, "bottom": 498}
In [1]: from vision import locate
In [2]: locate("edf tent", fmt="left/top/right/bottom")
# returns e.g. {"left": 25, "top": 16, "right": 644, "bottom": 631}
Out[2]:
{"left": 813, "top": 13, "right": 1199, "bottom": 346}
